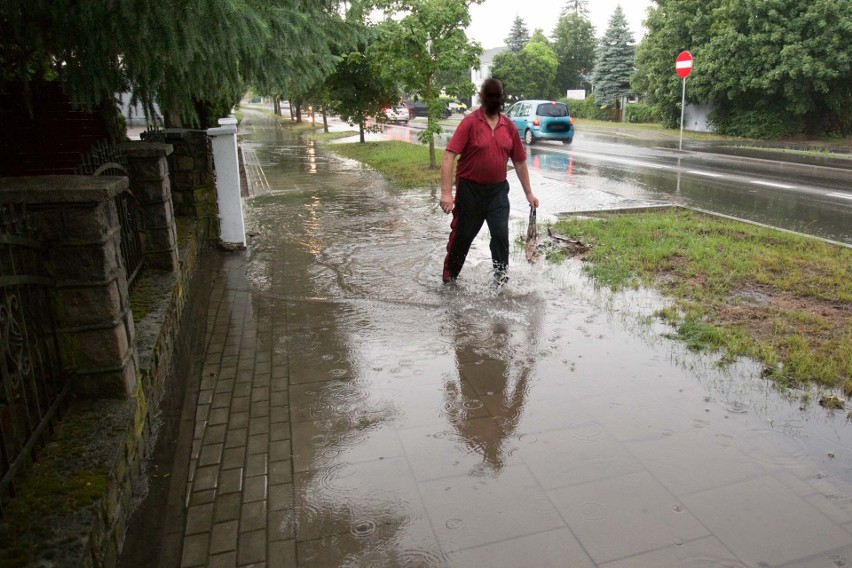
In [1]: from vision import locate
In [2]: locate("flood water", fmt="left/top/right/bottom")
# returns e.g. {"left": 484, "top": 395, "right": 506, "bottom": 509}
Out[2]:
{"left": 228, "top": 113, "right": 852, "bottom": 566}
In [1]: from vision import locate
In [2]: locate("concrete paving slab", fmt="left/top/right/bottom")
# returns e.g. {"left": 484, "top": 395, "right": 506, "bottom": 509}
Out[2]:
{"left": 680, "top": 476, "right": 852, "bottom": 566}
{"left": 447, "top": 528, "right": 596, "bottom": 568}
{"left": 548, "top": 470, "right": 710, "bottom": 564}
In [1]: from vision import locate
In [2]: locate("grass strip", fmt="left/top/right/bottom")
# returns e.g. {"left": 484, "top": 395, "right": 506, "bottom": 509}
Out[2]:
{"left": 309, "top": 130, "right": 358, "bottom": 142}
{"left": 329, "top": 141, "right": 443, "bottom": 188}
{"left": 552, "top": 209, "right": 852, "bottom": 388}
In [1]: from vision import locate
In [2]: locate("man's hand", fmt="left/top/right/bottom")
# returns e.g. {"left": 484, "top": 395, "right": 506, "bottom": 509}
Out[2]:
{"left": 526, "top": 192, "right": 540, "bottom": 209}
{"left": 440, "top": 191, "right": 454, "bottom": 214}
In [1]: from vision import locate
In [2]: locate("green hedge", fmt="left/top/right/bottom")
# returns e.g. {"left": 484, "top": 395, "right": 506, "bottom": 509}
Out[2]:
{"left": 624, "top": 103, "right": 658, "bottom": 124}
{"left": 561, "top": 95, "right": 613, "bottom": 121}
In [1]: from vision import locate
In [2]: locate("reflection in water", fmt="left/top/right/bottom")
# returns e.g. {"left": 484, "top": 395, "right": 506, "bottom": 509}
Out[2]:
{"left": 530, "top": 151, "right": 573, "bottom": 179}
{"left": 305, "top": 139, "right": 318, "bottom": 174}
{"left": 444, "top": 304, "right": 541, "bottom": 476}
{"left": 385, "top": 124, "right": 413, "bottom": 144}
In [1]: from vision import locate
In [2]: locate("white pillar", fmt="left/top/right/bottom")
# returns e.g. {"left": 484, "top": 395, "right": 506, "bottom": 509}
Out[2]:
{"left": 207, "top": 120, "right": 246, "bottom": 248}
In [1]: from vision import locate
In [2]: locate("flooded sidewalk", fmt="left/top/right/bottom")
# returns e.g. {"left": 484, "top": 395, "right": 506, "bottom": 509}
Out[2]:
{"left": 178, "top": 113, "right": 852, "bottom": 567}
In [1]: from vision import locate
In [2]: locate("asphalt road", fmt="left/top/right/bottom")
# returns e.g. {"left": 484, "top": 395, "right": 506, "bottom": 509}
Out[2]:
{"left": 389, "top": 120, "right": 852, "bottom": 245}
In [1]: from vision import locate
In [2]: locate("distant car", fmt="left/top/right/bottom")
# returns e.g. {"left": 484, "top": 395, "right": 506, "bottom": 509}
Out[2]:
{"left": 446, "top": 100, "right": 468, "bottom": 114}
{"left": 505, "top": 100, "right": 574, "bottom": 145}
{"left": 405, "top": 100, "right": 451, "bottom": 119}
{"left": 383, "top": 104, "right": 409, "bottom": 124}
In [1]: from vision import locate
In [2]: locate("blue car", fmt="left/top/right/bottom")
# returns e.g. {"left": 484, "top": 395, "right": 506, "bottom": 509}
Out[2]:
{"left": 505, "top": 100, "right": 574, "bottom": 145}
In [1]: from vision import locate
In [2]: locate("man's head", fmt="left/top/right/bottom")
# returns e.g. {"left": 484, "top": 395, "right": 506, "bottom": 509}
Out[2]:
{"left": 480, "top": 78, "right": 504, "bottom": 116}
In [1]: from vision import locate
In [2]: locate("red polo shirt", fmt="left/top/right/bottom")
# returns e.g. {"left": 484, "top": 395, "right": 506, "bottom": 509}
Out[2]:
{"left": 447, "top": 108, "right": 526, "bottom": 185}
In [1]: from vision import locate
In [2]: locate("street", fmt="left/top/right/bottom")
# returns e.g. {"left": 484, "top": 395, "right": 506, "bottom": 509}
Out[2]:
{"left": 382, "top": 120, "right": 852, "bottom": 245}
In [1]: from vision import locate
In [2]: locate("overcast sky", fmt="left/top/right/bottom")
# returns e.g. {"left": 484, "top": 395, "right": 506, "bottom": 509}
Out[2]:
{"left": 466, "top": 0, "right": 653, "bottom": 49}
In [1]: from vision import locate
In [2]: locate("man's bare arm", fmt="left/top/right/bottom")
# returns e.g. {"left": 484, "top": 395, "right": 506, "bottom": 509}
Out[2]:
{"left": 440, "top": 150, "right": 458, "bottom": 214}
{"left": 512, "top": 159, "right": 539, "bottom": 208}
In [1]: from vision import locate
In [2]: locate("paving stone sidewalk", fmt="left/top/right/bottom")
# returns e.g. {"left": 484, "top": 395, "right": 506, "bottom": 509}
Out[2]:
{"left": 181, "top": 256, "right": 294, "bottom": 568}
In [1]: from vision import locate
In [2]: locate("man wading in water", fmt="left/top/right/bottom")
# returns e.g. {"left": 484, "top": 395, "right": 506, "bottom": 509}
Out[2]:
{"left": 440, "top": 78, "right": 539, "bottom": 285}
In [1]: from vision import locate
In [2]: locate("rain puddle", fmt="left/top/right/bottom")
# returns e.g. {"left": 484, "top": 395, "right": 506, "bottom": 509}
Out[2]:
{"left": 234, "top": 112, "right": 852, "bottom": 566}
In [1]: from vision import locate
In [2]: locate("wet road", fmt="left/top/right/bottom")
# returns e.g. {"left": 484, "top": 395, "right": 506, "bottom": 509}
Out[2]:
{"left": 187, "top": 111, "right": 852, "bottom": 567}
{"left": 381, "top": 122, "right": 852, "bottom": 245}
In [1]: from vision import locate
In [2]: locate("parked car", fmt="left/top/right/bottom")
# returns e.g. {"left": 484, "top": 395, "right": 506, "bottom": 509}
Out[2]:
{"left": 405, "top": 100, "right": 451, "bottom": 119}
{"left": 383, "top": 104, "right": 409, "bottom": 124}
{"left": 505, "top": 100, "right": 574, "bottom": 145}
{"left": 446, "top": 99, "right": 468, "bottom": 114}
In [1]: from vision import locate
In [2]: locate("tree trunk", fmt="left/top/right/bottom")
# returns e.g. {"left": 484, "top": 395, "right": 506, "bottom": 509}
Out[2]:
{"left": 359, "top": 119, "right": 365, "bottom": 143}
{"left": 429, "top": 137, "right": 436, "bottom": 169}
{"left": 295, "top": 102, "right": 302, "bottom": 123}
{"left": 273, "top": 98, "right": 279, "bottom": 115}
{"left": 311, "top": 106, "right": 316, "bottom": 127}
{"left": 322, "top": 109, "right": 328, "bottom": 133}
{"left": 164, "top": 110, "right": 182, "bottom": 128}
{"left": 289, "top": 101, "right": 295, "bottom": 120}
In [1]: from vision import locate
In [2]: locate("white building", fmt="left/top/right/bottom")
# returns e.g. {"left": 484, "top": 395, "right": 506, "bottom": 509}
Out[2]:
{"left": 471, "top": 46, "right": 508, "bottom": 107}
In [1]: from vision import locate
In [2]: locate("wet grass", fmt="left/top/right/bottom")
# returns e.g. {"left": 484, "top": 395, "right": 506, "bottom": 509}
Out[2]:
{"left": 720, "top": 144, "right": 852, "bottom": 160}
{"left": 309, "top": 130, "right": 358, "bottom": 142}
{"left": 573, "top": 119, "right": 749, "bottom": 142}
{"left": 328, "top": 141, "right": 444, "bottom": 188}
{"left": 552, "top": 209, "right": 852, "bottom": 388}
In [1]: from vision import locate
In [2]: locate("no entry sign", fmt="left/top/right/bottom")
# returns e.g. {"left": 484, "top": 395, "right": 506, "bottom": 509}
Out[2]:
{"left": 676, "top": 51, "right": 693, "bottom": 78}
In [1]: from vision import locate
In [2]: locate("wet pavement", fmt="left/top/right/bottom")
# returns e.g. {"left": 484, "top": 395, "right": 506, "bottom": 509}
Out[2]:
{"left": 177, "top": 111, "right": 852, "bottom": 567}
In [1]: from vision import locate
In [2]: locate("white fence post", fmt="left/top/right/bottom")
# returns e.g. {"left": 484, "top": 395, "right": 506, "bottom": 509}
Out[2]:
{"left": 207, "top": 118, "right": 246, "bottom": 248}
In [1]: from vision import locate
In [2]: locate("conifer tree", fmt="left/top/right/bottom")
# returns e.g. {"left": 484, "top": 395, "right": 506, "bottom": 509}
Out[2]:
{"left": 591, "top": 5, "right": 635, "bottom": 107}
{"left": 562, "top": 0, "right": 590, "bottom": 18}
{"left": 530, "top": 29, "right": 550, "bottom": 45}
{"left": 505, "top": 17, "right": 530, "bottom": 52}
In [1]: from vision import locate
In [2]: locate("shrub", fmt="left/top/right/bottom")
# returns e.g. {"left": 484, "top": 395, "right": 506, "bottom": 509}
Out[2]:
{"left": 561, "top": 95, "right": 612, "bottom": 121}
{"left": 624, "top": 103, "right": 658, "bottom": 123}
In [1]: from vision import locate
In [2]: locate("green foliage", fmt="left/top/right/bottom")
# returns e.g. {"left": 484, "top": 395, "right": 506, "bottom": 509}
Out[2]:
{"left": 530, "top": 29, "right": 550, "bottom": 45}
{"left": 591, "top": 6, "right": 636, "bottom": 107}
{"left": 324, "top": 27, "right": 398, "bottom": 143}
{"left": 370, "top": 0, "right": 482, "bottom": 166}
{"left": 708, "top": 103, "right": 801, "bottom": 139}
{"left": 561, "top": 95, "right": 612, "bottom": 120}
{"left": 633, "top": 0, "right": 852, "bottom": 138}
{"left": 505, "top": 16, "right": 530, "bottom": 52}
{"left": 551, "top": 12, "right": 596, "bottom": 93}
{"left": 491, "top": 42, "right": 559, "bottom": 101}
{"left": 0, "top": 0, "right": 363, "bottom": 126}
{"left": 624, "top": 103, "right": 659, "bottom": 123}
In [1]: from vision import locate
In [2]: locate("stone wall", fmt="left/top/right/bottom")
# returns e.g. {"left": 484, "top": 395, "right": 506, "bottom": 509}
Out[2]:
{"left": 0, "top": 166, "right": 201, "bottom": 565}
{"left": 122, "top": 142, "right": 179, "bottom": 271}
{"left": 162, "top": 130, "right": 209, "bottom": 217}
{"left": 0, "top": 176, "right": 139, "bottom": 398}
{"left": 156, "top": 129, "right": 220, "bottom": 242}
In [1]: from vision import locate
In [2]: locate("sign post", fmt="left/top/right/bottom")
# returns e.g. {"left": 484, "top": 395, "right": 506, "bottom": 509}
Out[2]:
{"left": 675, "top": 51, "right": 693, "bottom": 151}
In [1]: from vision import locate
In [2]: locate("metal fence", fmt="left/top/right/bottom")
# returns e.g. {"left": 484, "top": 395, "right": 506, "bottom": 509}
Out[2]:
{"left": 115, "top": 190, "right": 144, "bottom": 288}
{"left": 0, "top": 204, "right": 69, "bottom": 506}
{"left": 77, "top": 141, "right": 144, "bottom": 289}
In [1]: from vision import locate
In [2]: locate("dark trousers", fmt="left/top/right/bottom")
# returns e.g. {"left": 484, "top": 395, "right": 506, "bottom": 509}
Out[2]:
{"left": 443, "top": 177, "right": 510, "bottom": 282}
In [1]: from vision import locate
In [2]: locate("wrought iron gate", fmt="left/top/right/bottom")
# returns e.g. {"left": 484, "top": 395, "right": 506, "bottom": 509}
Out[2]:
{"left": 0, "top": 204, "right": 69, "bottom": 506}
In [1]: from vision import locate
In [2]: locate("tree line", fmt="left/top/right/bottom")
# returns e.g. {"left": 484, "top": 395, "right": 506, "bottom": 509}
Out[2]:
{"left": 492, "top": 0, "right": 851, "bottom": 138}
{"left": 1, "top": 0, "right": 849, "bottom": 144}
